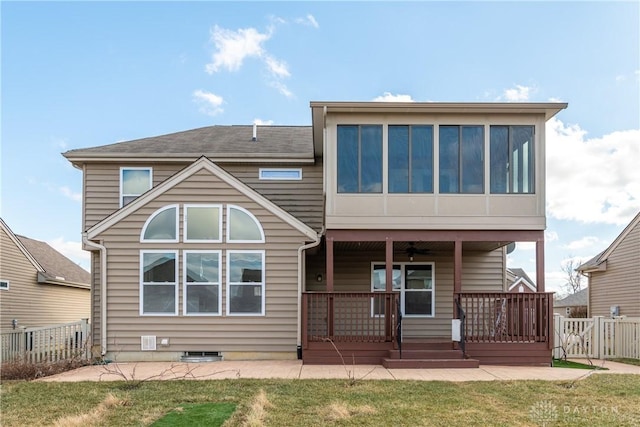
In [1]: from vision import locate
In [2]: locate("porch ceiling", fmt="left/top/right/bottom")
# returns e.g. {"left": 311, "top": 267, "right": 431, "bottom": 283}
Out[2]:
{"left": 334, "top": 241, "right": 510, "bottom": 253}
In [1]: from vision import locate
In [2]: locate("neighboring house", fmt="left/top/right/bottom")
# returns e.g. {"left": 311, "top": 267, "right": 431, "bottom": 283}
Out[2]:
{"left": 0, "top": 218, "right": 90, "bottom": 329}
{"left": 506, "top": 267, "right": 536, "bottom": 293}
{"left": 63, "top": 101, "right": 566, "bottom": 366}
{"left": 578, "top": 211, "right": 640, "bottom": 318}
{"left": 553, "top": 288, "right": 588, "bottom": 317}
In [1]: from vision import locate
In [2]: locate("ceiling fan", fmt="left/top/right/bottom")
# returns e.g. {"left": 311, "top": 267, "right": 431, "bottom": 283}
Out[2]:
{"left": 396, "top": 242, "right": 430, "bottom": 261}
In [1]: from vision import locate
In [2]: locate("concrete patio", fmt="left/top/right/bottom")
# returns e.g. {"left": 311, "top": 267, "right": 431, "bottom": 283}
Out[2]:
{"left": 40, "top": 359, "right": 639, "bottom": 382}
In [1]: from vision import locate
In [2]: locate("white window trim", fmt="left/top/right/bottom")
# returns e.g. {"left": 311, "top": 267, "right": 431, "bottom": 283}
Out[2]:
{"left": 184, "top": 204, "right": 223, "bottom": 243}
{"left": 371, "top": 262, "right": 435, "bottom": 318}
{"left": 226, "top": 250, "right": 265, "bottom": 316}
{"left": 183, "top": 250, "right": 222, "bottom": 316}
{"left": 140, "top": 250, "right": 178, "bottom": 316}
{"left": 120, "top": 167, "right": 152, "bottom": 208}
{"left": 226, "top": 205, "right": 266, "bottom": 243}
{"left": 140, "top": 204, "right": 179, "bottom": 243}
{"left": 0, "top": 280, "right": 9, "bottom": 290}
{"left": 259, "top": 168, "right": 303, "bottom": 181}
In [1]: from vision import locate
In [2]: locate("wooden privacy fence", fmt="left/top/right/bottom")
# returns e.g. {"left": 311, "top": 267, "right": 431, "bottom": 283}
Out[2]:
{"left": 0, "top": 319, "right": 90, "bottom": 363}
{"left": 554, "top": 315, "right": 640, "bottom": 360}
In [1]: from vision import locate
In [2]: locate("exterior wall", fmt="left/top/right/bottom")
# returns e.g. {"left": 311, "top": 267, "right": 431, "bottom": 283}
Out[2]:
{"left": 589, "top": 223, "right": 640, "bottom": 318}
{"left": 324, "top": 112, "right": 547, "bottom": 230}
{"left": 93, "top": 168, "right": 310, "bottom": 360}
{"left": 305, "top": 247, "right": 504, "bottom": 338}
{"left": 0, "top": 228, "right": 90, "bottom": 329}
{"left": 83, "top": 161, "right": 323, "bottom": 233}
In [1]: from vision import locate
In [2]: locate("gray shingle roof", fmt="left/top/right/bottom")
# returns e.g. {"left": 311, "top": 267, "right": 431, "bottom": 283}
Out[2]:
{"left": 508, "top": 268, "right": 535, "bottom": 286}
{"left": 555, "top": 288, "right": 588, "bottom": 307}
{"left": 16, "top": 235, "right": 90, "bottom": 286}
{"left": 63, "top": 125, "right": 313, "bottom": 160}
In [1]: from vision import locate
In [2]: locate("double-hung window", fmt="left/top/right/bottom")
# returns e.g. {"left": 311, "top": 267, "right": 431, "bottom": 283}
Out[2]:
{"left": 388, "top": 125, "right": 434, "bottom": 193}
{"left": 337, "top": 125, "right": 383, "bottom": 193}
{"left": 120, "top": 167, "right": 152, "bottom": 207}
{"left": 227, "top": 250, "right": 265, "bottom": 315}
{"left": 184, "top": 251, "right": 221, "bottom": 315}
{"left": 371, "top": 263, "right": 434, "bottom": 317}
{"left": 140, "top": 250, "right": 178, "bottom": 315}
{"left": 490, "top": 125, "right": 535, "bottom": 193}
{"left": 439, "top": 125, "right": 484, "bottom": 194}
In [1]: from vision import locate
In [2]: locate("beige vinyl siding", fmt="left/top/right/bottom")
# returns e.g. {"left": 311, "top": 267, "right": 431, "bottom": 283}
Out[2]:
{"left": 93, "top": 169, "right": 310, "bottom": 355}
{"left": 83, "top": 161, "right": 323, "bottom": 232}
{"left": 589, "top": 223, "right": 640, "bottom": 318}
{"left": 0, "top": 228, "right": 90, "bottom": 328}
{"left": 305, "top": 248, "right": 504, "bottom": 338}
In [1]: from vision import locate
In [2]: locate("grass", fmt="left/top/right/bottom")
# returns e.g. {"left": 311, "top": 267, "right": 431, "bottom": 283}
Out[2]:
{"left": 1, "top": 375, "right": 640, "bottom": 426}
{"left": 149, "top": 402, "right": 236, "bottom": 427}
{"left": 552, "top": 359, "right": 608, "bottom": 370}
{"left": 610, "top": 358, "right": 640, "bottom": 366}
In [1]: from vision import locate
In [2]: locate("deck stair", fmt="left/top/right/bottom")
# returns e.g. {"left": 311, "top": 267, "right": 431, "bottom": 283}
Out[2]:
{"left": 382, "top": 340, "right": 480, "bottom": 369}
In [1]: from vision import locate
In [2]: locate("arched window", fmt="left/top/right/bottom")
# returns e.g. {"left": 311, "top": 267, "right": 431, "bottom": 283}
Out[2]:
{"left": 227, "top": 205, "right": 265, "bottom": 243}
{"left": 140, "top": 205, "right": 178, "bottom": 242}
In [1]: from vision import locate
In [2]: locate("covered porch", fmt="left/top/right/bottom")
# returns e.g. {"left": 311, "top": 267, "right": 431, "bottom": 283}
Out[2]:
{"left": 301, "top": 229, "right": 554, "bottom": 367}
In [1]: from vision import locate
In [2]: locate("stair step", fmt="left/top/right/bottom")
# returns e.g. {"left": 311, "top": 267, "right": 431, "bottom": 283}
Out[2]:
{"left": 387, "top": 349, "right": 463, "bottom": 359}
{"left": 382, "top": 358, "right": 480, "bottom": 369}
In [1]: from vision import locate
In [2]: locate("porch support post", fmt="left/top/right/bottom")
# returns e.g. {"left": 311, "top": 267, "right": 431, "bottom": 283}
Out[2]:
{"left": 385, "top": 237, "right": 394, "bottom": 292}
{"left": 453, "top": 240, "right": 462, "bottom": 318}
{"left": 536, "top": 236, "right": 545, "bottom": 292}
{"left": 326, "top": 237, "right": 334, "bottom": 292}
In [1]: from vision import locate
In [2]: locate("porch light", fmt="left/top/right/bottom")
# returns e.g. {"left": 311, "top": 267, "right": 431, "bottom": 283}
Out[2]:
{"left": 409, "top": 255, "right": 414, "bottom": 262}
{"left": 316, "top": 273, "right": 323, "bottom": 282}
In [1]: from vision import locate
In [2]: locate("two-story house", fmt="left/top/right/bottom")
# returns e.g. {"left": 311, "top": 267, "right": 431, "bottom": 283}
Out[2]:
{"left": 63, "top": 101, "right": 566, "bottom": 367}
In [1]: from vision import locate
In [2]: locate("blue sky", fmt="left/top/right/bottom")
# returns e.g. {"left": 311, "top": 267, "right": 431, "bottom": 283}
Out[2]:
{"left": 1, "top": 2, "right": 639, "bottom": 295}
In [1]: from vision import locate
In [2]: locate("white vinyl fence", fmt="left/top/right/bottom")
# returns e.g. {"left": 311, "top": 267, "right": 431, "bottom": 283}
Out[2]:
{"left": 554, "top": 315, "right": 640, "bottom": 360}
{"left": 0, "top": 319, "right": 90, "bottom": 363}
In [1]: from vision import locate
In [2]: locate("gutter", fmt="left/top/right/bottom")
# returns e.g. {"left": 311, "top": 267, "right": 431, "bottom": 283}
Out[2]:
{"left": 82, "top": 233, "right": 108, "bottom": 356}
{"left": 297, "top": 227, "right": 324, "bottom": 354}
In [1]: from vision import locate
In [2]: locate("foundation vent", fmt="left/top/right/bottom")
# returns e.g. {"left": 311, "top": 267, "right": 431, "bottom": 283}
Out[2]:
{"left": 141, "top": 335, "right": 157, "bottom": 351}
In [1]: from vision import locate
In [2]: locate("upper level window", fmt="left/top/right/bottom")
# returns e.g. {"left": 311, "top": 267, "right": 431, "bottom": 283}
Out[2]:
{"left": 0, "top": 280, "right": 8, "bottom": 290}
{"left": 388, "top": 125, "right": 434, "bottom": 193}
{"left": 121, "top": 167, "right": 152, "bottom": 207}
{"left": 490, "top": 125, "right": 535, "bottom": 194}
{"left": 439, "top": 126, "right": 484, "bottom": 194}
{"left": 141, "top": 205, "right": 178, "bottom": 242}
{"left": 184, "top": 205, "right": 221, "bottom": 242}
{"left": 337, "top": 125, "right": 382, "bottom": 193}
{"left": 227, "top": 205, "right": 265, "bottom": 243}
{"left": 259, "top": 168, "right": 302, "bottom": 180}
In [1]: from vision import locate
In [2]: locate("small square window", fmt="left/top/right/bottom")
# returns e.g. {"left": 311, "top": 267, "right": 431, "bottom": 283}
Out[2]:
{"left": 0, "top": 280, "right": 9, "bottom": 290}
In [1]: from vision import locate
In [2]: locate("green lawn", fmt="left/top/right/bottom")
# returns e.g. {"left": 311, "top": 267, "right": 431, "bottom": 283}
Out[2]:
{"left": 1, "top": 375, "right": 639, "bottom": 426}
{"left": 552, "top": 359, "right": 608, "bottom": 370}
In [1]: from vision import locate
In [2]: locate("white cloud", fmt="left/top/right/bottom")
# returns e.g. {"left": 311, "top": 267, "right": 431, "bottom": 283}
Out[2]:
{"left": 372, "top": 92, "right": 415, "bottom": 102}
{"left": 47, "top": 237, "right": 90, "bottom": 272}
{"left": 253, "top": 118, "right": 274, "bottom": 125}
{"left": 546, "top": 118, "right": 640, "bottom": 225}
{"left": 269, "top": 81, "right": 293, "bottom": 98}
{"left": 516, "top": 241, "right": 536, "bottom": 251}
{"left": 500, "top": 84, "right": 534, "bottom": 101}
{"left": 264, "top": 55, "right": 290, "bottom": 78}
{"left": 59, "top": 186, "right": 82, "bottom": 202}
{"left": 295, "top": 14, "right": 319, "bottom": 28}
{"left": 193, "top": 89, "right": 224, "bottom": 116}
{"left": 205, "top": 25, "right": 269, "bottom": 74}
{"left": 545, "top": 230, "right": 559, "bottom": 242}
{"left": 563, "top": 236, "right": 601, "bottom": 250}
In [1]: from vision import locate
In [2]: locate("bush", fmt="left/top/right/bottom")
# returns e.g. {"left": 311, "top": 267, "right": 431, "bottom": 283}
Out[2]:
{"left": 1, "top": 356, "right": 90, "bottom": 381}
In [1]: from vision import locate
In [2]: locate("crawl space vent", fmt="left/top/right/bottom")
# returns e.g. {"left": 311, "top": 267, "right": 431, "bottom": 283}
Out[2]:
{"left": 141, "top": 335, "right": 157, "bottom": 351}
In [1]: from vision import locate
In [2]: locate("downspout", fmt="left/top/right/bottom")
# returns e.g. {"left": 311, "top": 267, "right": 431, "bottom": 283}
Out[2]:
{"left": 82, "top": 233, "right": 108, "bottom": 356}
{"left": 297, "top": 227, "right": 324, "bottom": 357}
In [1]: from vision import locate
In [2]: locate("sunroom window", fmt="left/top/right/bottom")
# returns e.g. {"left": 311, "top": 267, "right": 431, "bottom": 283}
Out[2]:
{"left": 490, "top": 125, "right": 535, "bottom": 193}
{"left": 227, "top": 205, "right": 265, "bottom": 242}
{"left": 140, "top": 251, "right": 178, "bottom": 315}
{"left": 120, "top": 167, "right": 152, "bottom": 207}
{"left": 371, "top": 263, "right": 434, "bottom": 317}
{"left": 388, "top": 125, "right": 434, "bottom": 193}
{"left": 184, "top": 205, "right": 221, "bottom": 242}
{"left": 337, "top": 125, "right": 383, "bottom": 193}
{"left": 141, "top": 205, "right": 178, "bottom": 242}
{"left": 184, "top": 251, "right": 221, "bottom": 315}
{"left": 227, "top": 250, "right": 265, "bottom": 315}
{"left": 439, "top": 125, "right": 484, "bottom": 194}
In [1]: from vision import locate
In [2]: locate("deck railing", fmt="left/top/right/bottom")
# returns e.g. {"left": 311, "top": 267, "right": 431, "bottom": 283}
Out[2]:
{"left": 456, "top": 292, "right": 553, "bottom": 346}
{"left": 0, "top": 319, "right": 90, "bottom": 363}
{"left": 302, "top": 292, "right": 399, "bottom": 347}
